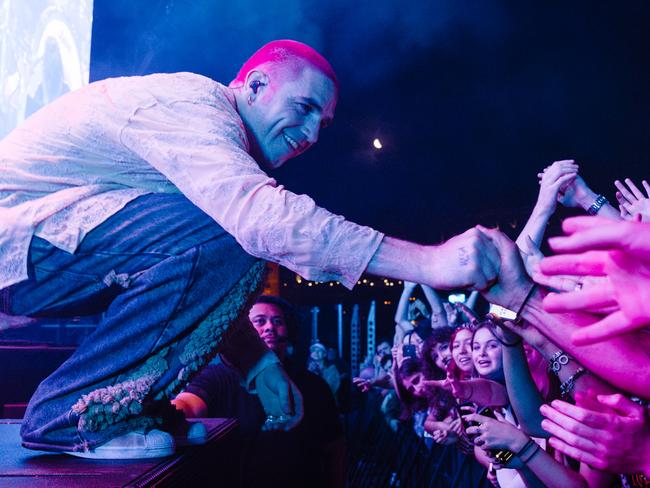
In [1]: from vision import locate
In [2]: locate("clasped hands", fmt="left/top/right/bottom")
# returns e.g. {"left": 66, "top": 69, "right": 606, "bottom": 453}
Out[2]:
{"left": 436, "top": 225, "right": 536, "bottom": 312}
{"left": 449, "top": 216, "right": 650, "bottom": 346}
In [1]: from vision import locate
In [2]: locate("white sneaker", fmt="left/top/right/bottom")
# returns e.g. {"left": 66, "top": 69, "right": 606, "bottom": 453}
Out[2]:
{"left": 175, "top": 421, "right": 207, "bottom": 447}
{"left": 66, "top": 429, "right": 175, "bottom": 459}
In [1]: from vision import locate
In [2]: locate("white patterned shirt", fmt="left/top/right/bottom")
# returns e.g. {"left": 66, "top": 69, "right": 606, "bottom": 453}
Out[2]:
{"left": 0, "top": 72, "right": 383, "bottom": 290}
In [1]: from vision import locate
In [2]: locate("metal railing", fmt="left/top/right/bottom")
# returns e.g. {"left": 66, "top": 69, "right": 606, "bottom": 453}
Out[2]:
{"left": 347, "top": 392, "right": 490, "bottom": 488}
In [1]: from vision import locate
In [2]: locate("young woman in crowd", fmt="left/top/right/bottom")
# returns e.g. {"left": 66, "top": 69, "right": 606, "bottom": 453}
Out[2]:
{"left": 463, "top": 318, "right": 590, "bottom": 488}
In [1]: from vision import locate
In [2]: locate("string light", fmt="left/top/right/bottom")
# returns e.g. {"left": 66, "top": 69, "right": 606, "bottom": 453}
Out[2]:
{"left": 372, "top": 138, "right": 382, "bottom": 149}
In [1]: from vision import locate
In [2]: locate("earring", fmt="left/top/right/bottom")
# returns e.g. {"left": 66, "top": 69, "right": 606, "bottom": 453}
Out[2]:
{"left": 247, "top": 95, "right": 253, "bottom": 106}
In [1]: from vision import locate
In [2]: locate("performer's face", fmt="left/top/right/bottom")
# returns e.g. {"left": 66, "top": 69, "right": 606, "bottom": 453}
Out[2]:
{"left": 249, "top": 303, "right": 289, "bottom": 357}
{"left": 246, "top": 65, "right": 337, "bottom": 169}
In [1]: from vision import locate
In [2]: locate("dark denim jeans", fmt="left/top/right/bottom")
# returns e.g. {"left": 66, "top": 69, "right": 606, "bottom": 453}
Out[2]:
{"left": 5, "top": 193, "right": 260, "bottom": 451}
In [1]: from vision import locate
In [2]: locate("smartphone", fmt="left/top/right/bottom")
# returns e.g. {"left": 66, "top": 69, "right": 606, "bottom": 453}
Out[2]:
{"left": 402, "top": 344, "right": 417, "bottom": 359}
{"left": 468, "top": 407, "right": 515, "bottom": 465}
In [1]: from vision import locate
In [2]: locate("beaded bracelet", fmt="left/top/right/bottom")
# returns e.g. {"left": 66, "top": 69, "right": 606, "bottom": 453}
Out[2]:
{"left": 560, "top": 367, "right": 588, "bottom": 399}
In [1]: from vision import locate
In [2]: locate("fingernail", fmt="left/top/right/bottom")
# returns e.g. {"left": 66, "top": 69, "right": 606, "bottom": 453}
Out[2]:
{"left": 539, "top": 404, "right": 548, "bottom": 414}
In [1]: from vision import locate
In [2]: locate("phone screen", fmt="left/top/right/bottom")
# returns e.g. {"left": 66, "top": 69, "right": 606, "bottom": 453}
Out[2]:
{"left": 402, "top": 344, "right": 417, "bottom": 359}
{"left": 488, "top": 304, "right": 517, "bottom": 320}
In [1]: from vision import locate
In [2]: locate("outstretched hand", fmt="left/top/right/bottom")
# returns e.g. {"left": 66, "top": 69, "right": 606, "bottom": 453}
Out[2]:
{"left": 540, "top": 391, "right": 650, "bottom": 475}
{"left": 255, "top": 363, "right": 304, "bottom": 431}
{"left": 520, "top": 235, "right": 602, "bottom": 293}
{"left": 540, "top": 217, "right": 650, "bottom": 344}
{"left": 0, "top": 312, "right": 37, "bottom": 331}
{"left": 615, "top": 178, "right": 650, "bottom": 222}
{"left": 536, "top": 160, "right": 578, "bottom": 213}
{"left": 429, "top": 227, "right": 501, "bottom": 291}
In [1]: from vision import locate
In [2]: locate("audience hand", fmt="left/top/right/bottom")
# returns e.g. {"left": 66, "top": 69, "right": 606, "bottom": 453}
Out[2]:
{"left": 464, "top": 411, "right": 529, "bottom": 453}
{"left": 475, "top": 226, "right": 534, "bottom": 312}
{"left": 615, "top": 178, "right": 650, "bottom": 222}
{"left": 541, "top": 217, "right": 650, "bottom": 344}
{"left": 553, "top": 173, "right": 593, "bottom": 209}
{"left": 432, "top": 429, "right": 448, "bottom": 443}
{"left": 353, "top": 377, "right": 374, "bottom": 393}
{"left": 520, "top": 235, "right": 602, "bottom": 293}
{"left": 536, "top": 160, "right": 578, "bottom": 214}
{"left": 255, "top": 363, "right": 304, "bottom": 431}
{"left": 540, "top": 392, "right": 650, "bottom": 476}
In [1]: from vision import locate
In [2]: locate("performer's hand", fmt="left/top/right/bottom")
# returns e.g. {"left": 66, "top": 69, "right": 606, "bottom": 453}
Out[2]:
{"left": 255, "top": 363, "right": 304, "bottom": 431}
{"left": 475, "top": 227, "right": 535, "bottom": 312}
{"left": 0, "top": 312, "right": 36, "bottom": 331}
{"left": 428, "top": 227, "right": 500, "bottom": 291}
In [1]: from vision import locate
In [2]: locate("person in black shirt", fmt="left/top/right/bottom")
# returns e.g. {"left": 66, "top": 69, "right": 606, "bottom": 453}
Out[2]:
{"left": 173, "top": 295, "right": 346, "bottom": 487}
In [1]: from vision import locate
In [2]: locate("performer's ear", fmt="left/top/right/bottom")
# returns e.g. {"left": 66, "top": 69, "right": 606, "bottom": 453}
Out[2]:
{"left": 245, "top": 71, "right": 268, "bottom": 105}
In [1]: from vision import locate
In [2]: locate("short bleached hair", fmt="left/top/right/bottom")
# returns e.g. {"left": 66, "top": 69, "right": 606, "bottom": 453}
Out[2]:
{"left": 230, "top": 39, "right": 339, "bottom": 91}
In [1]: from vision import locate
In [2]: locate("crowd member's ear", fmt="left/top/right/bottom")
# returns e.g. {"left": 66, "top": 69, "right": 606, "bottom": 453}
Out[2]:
{"left": 244, "top": 71, "right": 269, "bottom": 105}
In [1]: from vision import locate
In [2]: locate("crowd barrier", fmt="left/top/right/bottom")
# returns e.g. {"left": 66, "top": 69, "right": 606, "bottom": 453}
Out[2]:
{"left": 346, "top": 392, "right": 490, "bottom": 488}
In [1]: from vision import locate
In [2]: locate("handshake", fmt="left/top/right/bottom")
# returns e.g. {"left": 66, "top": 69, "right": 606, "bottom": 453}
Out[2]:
{"left": 424, "top": 225, "right": 533, "bottom": 313}
{"left": 431, "top": 217, "right": 650, "bottom": 346}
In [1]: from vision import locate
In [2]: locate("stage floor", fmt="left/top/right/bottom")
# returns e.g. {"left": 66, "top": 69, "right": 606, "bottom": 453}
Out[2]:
{"left": 0, "top": 418, "right": 238, "bottom": 487}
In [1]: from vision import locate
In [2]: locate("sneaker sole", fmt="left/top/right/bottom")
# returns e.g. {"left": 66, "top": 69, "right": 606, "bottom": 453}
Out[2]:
{"left": 65, "top": 445, "right": 175, "bottom": 460}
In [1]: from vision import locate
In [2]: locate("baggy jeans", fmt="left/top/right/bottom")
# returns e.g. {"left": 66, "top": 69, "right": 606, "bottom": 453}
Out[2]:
{"left": 3, "top": 193, "right": 265, "bottom": 451}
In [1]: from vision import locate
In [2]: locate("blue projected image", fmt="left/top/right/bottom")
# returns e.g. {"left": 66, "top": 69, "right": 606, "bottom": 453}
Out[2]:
{"left": 0, "top": 0, "right": 93, "bottom": 140}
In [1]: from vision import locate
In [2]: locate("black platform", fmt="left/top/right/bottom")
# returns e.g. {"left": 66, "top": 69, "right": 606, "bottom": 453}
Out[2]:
{"left": 0, "top": 418, "right": 239, "bottom": 487}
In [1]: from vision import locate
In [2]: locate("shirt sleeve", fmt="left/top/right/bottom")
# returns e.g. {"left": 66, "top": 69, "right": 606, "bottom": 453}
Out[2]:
{"left": 119, "top": 97, "right": 383, "bottom": 289}
{"left": 183, "top": 364, "right": 239, "bottom": 417}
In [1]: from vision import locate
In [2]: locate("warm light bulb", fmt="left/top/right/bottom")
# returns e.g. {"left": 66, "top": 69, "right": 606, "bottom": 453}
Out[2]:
{"left": 372, "top": 138, "right": 382, "bottom": 149}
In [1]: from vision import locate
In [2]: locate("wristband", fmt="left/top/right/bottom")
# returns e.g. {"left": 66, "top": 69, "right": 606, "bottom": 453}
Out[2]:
{"left": 512, "top": 284, "right": 538, "bottom": 326}
{"left": 514, "top": 439, "right": 536, "bottom": 458}
{"left": 520, "top": 443, "right": 541, "bottom": 464}
{"left": 560, "top": 367, "right": 588, "bottom": 399}
{"left": 587, "top": 195, "right": 608, "bottom": 215}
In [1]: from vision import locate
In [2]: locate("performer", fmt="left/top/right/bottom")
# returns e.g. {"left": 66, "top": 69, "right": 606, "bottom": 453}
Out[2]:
{"left": 0, "top": 40, "right": 500, "bottom": 458}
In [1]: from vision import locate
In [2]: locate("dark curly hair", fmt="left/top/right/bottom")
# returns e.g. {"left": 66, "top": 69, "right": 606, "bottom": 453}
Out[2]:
{"left": 421, "top": 327, "right": 453, "bottom": 380}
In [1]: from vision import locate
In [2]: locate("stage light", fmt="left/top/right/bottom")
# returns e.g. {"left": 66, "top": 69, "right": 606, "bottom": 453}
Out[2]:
{"left": 372, "top": 138, "right": 382, "bottom": 149}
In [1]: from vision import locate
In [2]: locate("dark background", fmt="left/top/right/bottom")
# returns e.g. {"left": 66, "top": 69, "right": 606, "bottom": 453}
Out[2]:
{"left": 90, "top": 0, "right": 649, "bottom": 354}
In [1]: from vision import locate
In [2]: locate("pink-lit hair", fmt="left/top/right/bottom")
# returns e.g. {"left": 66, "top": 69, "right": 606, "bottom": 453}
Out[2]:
{"left": 230, "top": 39, "right": 339, "bottom": 91}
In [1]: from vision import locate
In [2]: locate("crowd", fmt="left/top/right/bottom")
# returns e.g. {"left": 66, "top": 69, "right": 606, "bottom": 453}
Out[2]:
{"left": 352, "top": 162, "right": 650, "bottom": 488}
